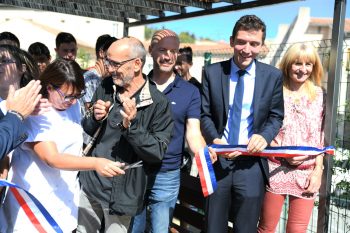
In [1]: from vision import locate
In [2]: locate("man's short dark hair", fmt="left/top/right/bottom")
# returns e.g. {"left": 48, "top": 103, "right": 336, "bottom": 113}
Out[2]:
{"left": 101, "top": 37, "right": 117, "bottom": 53}
{"left": 55, "top": 32, "right": 76, "bottom": 48}
{"left": 95, "top": 34, "right": 111, "bottom": 58}
{"left": 179, "top": 46, "right": 193, "bottom": 63}
{"left": 231, "top": 15, "right": 266, "bottom": 44}
{"left": 28, "top": 42, "right": 51, "bottom": 59}
{"left": 95, "top": 35, "right": 118, "bottom": 59}
{"left": 0, "top": 31, "right": 20, "bottom": 47}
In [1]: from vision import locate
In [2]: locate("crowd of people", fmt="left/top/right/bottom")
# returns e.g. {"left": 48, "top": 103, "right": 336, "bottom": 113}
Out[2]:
{"left": 0, "top": 13, "right": 326, "bottom": 233}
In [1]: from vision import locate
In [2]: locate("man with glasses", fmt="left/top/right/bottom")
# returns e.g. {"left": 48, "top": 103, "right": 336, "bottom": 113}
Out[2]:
{"left": 77, "top": 37, "right": 174, "bottom": 233}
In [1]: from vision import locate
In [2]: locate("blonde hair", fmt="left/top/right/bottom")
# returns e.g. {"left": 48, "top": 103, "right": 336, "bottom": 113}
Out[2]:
{"left": 279, "top": 43, "right": 324, "bottom": 100}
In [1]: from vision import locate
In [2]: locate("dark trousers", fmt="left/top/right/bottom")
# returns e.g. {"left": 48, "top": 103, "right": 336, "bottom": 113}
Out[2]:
{"left": 205, "top": 157, "right": 265, "bottom": 233}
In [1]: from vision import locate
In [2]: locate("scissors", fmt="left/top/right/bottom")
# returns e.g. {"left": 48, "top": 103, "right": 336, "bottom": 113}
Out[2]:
{"left": 123, "top": 160, "right": 143, "bottom": 170}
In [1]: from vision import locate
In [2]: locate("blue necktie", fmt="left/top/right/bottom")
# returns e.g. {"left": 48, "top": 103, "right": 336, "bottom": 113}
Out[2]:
{"left": 228, "top": 70, "right": 245, "bottom": 145}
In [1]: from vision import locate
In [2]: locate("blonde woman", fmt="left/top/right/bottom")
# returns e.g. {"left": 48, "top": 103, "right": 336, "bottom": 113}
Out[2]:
{"left": 258, "top": 43, "right": 325, "bottom": 233}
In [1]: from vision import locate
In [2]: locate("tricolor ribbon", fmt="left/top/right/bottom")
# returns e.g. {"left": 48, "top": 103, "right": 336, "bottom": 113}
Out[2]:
{"left": 0, "top": 179, "right": 63, "bottom": 233}
{"left": 195, "top": 145, "right": 335, "bottom": 197}
{"left": 195, "top": 146, "right": 217, "bottom": 197}
{"left": 210, "top": 145, "right": 335, "bottom": 158}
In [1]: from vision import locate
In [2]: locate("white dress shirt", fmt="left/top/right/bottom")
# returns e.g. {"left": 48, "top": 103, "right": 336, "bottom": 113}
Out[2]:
{"left": 222, "top": 59, "right": 255, "bottom": 144}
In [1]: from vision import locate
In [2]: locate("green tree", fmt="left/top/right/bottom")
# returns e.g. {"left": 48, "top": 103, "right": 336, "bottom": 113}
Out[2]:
{"left": 179, "top": 31, "right": 196, "bottom": 43}
{"left": 145, "top": 27, "right": 197, "bottom": 43}
{"left": 145, "top": 26, "right": 157, "bottom": 40}
{"left": 76, "top": 48, "right": 92, "bottom": 69}
{"left": 200, "top": 36, "right": 213, "bottom": 41}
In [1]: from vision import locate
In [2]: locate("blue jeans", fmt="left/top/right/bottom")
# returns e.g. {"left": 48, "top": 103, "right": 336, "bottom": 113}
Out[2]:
{"left": 130, "top": 169, "right": 180, "bottom": 233}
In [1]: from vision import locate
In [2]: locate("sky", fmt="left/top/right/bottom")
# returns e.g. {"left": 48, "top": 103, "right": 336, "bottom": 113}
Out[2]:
{"left": 147, "top": 0, "right": 349, "bottom": 42}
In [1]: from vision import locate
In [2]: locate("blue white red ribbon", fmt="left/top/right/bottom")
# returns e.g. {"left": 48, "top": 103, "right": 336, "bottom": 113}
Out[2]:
{"left": 195, "top": 145, "right": 335, "bottom": 197}
{"left": 0, "top": 179, "right": 63, "bottom": 233}
{"left": 195, "top": 147, "right": 217, "bottom": 197}
{"left": 210, "top": 145, "right": 335, "bottom": 158}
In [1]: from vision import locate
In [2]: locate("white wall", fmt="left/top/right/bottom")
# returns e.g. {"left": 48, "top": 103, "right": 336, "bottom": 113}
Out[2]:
{"left": 0, "top": 8, "right": 144, "bottom": 56}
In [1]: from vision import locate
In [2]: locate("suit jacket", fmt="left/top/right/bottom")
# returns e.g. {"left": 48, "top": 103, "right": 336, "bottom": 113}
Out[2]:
{"left": 0, "top": 111, "right": 27, "bottom": 160}
{"left": 201, "top": 59, "right": 284, "bottom": 182}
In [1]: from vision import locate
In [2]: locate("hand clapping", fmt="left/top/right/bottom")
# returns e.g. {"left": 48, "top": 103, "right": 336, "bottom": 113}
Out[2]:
{"left": 119, "top": 97, "right": 137, "bottom": 129}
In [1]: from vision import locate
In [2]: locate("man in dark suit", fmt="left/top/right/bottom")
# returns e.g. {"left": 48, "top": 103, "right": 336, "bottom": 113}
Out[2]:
{"left": 201, "top": 15, "right": 284, "bottom": 233}
{"left": 0, "top": 80, "right": 42, "bottom": 159}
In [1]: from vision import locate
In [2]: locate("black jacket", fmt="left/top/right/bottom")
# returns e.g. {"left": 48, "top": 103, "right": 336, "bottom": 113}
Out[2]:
{"left": 80, "top": 75, "right": 174, "bottom": 216}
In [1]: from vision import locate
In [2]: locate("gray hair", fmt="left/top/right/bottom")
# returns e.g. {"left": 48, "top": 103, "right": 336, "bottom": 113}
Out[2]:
{"left": 126, "top": 37, "right": 147, "bottom": 67}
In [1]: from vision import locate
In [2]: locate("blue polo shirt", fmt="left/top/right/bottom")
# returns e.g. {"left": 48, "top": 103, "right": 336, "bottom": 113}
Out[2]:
{"left": 149, "top": 72, "right": 201, "bottom": 171}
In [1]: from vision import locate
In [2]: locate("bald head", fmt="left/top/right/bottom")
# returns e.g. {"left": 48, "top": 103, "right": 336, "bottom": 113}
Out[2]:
{"left": 149, "top": 29, "right": 180, "bottom": 74}
{"left": 108, "top": 37, "right": 128, "bottom": 56}
{"left": 150, "top": 29, "right": 179, "bottom": 48}
{"left": 108, "top": 36, "right": 147, "bottom": 65}
{"left": 105, "top": 37, "right": 146, "bottom": 88}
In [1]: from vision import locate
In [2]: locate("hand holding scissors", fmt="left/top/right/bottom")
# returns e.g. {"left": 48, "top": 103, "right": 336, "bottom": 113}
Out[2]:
{"left": 123, "top": 160, "right": 143, "bottom": 170}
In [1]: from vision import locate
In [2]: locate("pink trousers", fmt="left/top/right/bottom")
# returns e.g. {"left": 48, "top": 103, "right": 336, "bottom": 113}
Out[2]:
{"left": 257, "top": 192, "right": 315, "bottom": 233}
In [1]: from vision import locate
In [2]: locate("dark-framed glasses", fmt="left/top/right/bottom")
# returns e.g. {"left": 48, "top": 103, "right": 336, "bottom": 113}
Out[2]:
{"left": 104, "top": 57, "right": 138, "bottom": 70}
{"left": 53, "top": 86, "right": 85, "bottom": 102}
{"left": 0, "top": 59, "right": 16, "bottom": 65}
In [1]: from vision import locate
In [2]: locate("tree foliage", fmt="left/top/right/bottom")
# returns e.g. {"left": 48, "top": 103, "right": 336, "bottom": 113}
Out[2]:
{"left": 145, "top": 27, "right": 157, "bottom": 40}
{"left": 144, "top": 27, "right": 196, "bottom": 44}
{"left": 76, "top": 48, "right": 92, "bottom": 69}
{"left": 179, "top": 32, "right": 196, "bottom": 43}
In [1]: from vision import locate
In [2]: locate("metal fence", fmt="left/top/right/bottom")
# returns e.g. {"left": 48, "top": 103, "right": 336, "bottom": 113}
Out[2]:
{"left": 198, "top": 38, "right": 350, "bottom": 232}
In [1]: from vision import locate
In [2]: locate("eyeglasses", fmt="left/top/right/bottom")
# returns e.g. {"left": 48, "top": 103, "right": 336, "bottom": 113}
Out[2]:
{"left": 104, "top": 57, "right": 137, "bottom": 70}
{"left": 53, "top": 86, "right": 85, "bottom": 102}
{"left": 0, "top": 59, "right": 16, "bottom": 65}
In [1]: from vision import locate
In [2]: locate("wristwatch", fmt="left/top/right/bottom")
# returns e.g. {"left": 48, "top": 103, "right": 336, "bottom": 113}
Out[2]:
{"left": 8, "top": 110, "right": 24, "bottom": 121}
